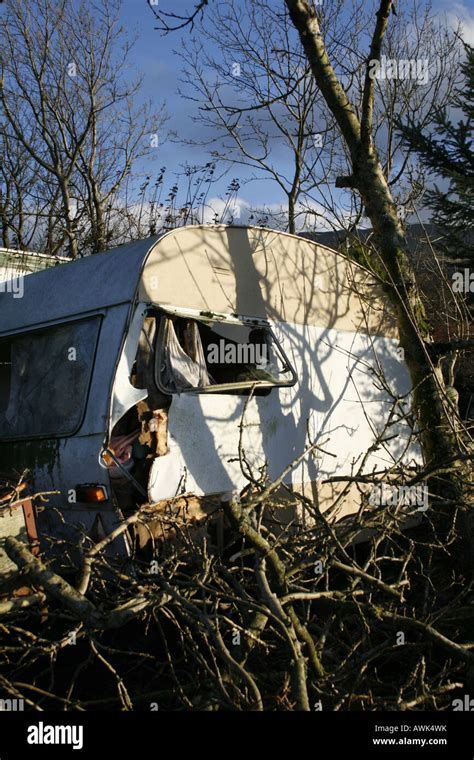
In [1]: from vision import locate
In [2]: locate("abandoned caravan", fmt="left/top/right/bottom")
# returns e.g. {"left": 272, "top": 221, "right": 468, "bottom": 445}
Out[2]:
{"left": 0, "top": 225, "right": 419, "bottom": 558}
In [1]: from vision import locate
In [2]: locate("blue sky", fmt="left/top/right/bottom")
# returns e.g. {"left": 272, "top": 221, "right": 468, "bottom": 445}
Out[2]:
{"left": 118, "top": 0, "right": 284, "bottom": 208}
{"left": 115, "top": 0, "right": 473, "bottom": 229}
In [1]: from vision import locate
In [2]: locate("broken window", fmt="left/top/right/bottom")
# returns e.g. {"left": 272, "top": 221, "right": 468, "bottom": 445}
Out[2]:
{"left": 155, "top": 314, "right": 296, "bottom": 394}
{"left": 0, "top": 317, "right": 101, "bottom": 439}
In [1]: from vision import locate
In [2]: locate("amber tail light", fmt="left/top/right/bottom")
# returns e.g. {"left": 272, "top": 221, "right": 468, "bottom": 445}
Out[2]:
{"left": 75, "top": 484, "right": 108, "bottom": 503}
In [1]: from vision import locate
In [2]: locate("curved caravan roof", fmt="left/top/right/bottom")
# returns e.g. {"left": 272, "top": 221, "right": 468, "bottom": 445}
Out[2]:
{"left": 0, "top": 225, "right": 397, "bottom": 337}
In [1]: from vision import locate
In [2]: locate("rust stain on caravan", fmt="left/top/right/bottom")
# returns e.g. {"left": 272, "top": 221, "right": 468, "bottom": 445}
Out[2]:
{"left": 0, "top": 440, "right": 60, "bottom": 477}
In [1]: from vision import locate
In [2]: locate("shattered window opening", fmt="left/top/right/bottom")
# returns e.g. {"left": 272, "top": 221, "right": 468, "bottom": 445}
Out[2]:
{"left": 155, "top": 313, "right": 297, "bottom": 395}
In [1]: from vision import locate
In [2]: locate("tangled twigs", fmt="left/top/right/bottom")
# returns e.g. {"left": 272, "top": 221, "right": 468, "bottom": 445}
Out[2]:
{"left": 3, "top": 537, "right": 162, "bottom": 630}
{"left": 0, "top": 427, "right": 472, "bottom": 710}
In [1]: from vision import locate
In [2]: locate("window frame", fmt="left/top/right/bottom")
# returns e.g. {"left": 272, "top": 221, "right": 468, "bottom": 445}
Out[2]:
{"left": 153, "top": 308, "right": 298, "bottom": 395}
{"left": 0, "top": 314, "right": 103, "bottom": 442}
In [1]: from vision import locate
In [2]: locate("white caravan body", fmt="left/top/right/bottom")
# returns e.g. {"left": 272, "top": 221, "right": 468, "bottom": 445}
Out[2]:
{"left": 0, "top": 225, "right": 418, "bottom": 554}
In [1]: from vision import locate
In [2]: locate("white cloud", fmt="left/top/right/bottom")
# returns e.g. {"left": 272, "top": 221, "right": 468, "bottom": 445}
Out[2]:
{"left": 442, "top": 1, "right": 474, "bottom": 45}
{"left": 205, "top": 197, "right": 361, "bottom": 233}
{"left": 202, "top": 196, "right": 251, "bottom": 224}
{"left": 108, "top": 194, "right": 355, "bottom": 236}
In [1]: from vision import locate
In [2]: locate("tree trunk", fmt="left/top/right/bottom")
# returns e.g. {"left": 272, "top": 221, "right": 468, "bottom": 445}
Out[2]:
{"left": 0, "top": 192, "right": 10, "bottom": 248}
{"left": 59, "top": 178, "right": 78, "bottom": 259}
{"left": 288, "top": 191, "right": 296, "bottom": 234}
{"left": 285, "top": 0, "right": 473, "bottom": 565}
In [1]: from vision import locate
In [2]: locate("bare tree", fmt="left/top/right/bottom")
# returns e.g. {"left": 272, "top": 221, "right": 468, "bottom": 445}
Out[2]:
{"left": 0, "top": 0, "right": 164, "bottom": 257}
{"left": 281, "top": 0, "right": 473, "bottom": 560}
{"left": 176, "top": 0, "right": 339, "bottom": 233}
{"left": 174, "top": 0, "right": 460, "bottom": 234}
